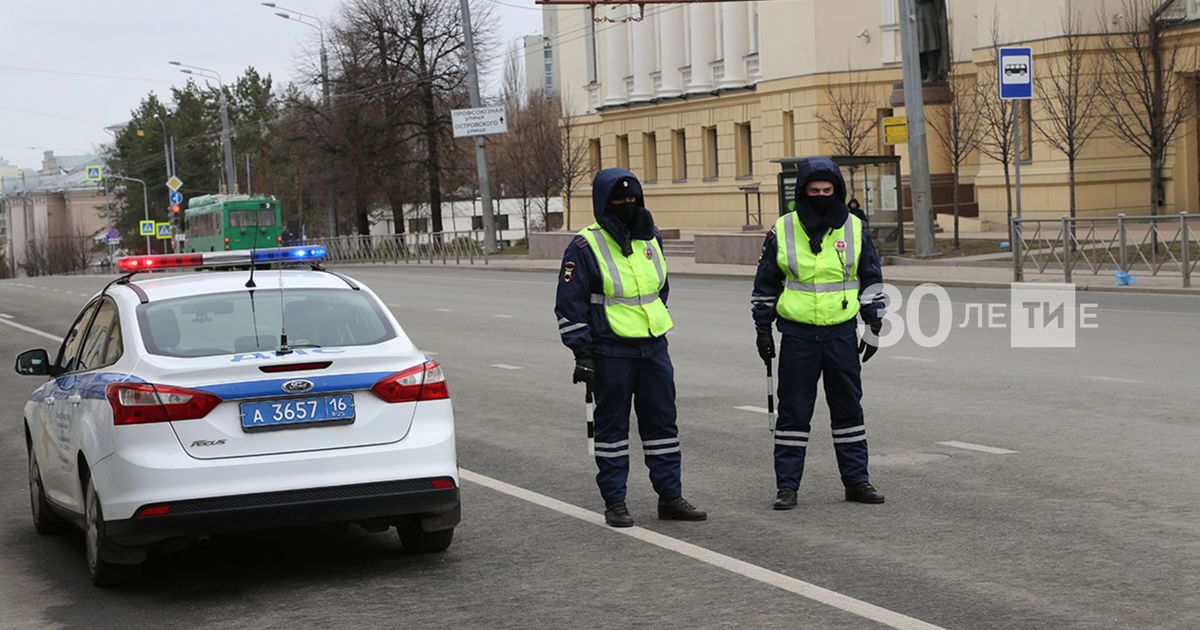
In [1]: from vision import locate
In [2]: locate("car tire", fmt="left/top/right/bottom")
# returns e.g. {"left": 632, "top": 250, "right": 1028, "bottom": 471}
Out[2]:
{"left": 84, "top": 478, "right": 142, "bottom": 587}
{"left": 397, "top": 523, "right": 454, "bottom": 554}
{"left": 28, "top": 450, "right": 67, "bottom": 535}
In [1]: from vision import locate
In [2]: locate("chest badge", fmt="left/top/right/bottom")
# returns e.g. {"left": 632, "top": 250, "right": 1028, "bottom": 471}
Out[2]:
{"left": 645, "top": 245, "right": 655, "bottom": 260}
{"left": 835, "top": 240, "right": 847, "bottom": 253}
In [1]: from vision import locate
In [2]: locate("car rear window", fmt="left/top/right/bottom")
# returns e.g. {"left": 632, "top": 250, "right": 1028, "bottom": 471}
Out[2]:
{"left": 137, "top": 288, "right": 395, "bottom": 358}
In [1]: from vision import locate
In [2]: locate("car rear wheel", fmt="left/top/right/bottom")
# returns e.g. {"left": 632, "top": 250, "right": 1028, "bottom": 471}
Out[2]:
{"left": 397, "top": 522, "right": 454, "bottom": 554}
{"left": 28, "top": 450, "right": 67, "bottom": 535}
{"left": 84, "top": 478, "right": 142, "bottom": 587}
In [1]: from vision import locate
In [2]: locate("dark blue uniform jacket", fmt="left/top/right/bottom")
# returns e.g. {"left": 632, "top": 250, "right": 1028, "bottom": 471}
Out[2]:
{"left": 555, "top": 168, "right": 669, "bottom": 358}
{"left": 752, "top": 157, "right": 885, "bottom": 340}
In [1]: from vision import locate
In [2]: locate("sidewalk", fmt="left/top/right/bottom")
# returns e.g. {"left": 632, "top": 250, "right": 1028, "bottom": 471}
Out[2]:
{"left": 357, "top": 256, "right": 1199, "bottom": 295}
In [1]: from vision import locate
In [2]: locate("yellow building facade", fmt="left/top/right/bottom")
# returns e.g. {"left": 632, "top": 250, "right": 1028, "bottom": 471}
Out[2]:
{"left": 550, "top": 0, "right": 1200, "bottom": 232}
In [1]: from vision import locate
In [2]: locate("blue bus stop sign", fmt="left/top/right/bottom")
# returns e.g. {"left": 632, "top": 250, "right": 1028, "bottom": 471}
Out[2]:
{"left": 999, "top": 47, "right": 1033, "bottom": 100}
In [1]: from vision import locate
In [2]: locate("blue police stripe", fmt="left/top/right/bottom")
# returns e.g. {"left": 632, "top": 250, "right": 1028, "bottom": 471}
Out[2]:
{"left": 194, "top": 372, "right": 394, "bottom": 401}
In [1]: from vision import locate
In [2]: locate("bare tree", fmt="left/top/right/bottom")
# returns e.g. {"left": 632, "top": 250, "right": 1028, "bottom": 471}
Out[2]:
{"left": 1101, "top": 0, "right": 1195, "bottom": 214}
{"left": 1035, "top": 0, "right": 1103, "bottom": 227}
{"left": 977, "top": 12, "right": 1016, "bottom": 243}
{"left": 928, "top": 31, "right": 984, "bottom": 249}
{"left": 559, "top": 91, "right": 591, "bottom": 231}
{"left": 818, "top": 66, "right": 880, "bottom": 195}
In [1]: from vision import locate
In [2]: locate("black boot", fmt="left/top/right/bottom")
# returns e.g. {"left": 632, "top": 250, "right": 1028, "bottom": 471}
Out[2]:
{"left": 605, "top": 502, "right": 634, "bottom": 528}
{"left": 658, "top": 496, "right": 707, "bottom": 521}
{"left": 773, "top": 488, "right": 798, "bottom": 510}
{"left": 845, "top": 483, "right": 885, "bottom": 504}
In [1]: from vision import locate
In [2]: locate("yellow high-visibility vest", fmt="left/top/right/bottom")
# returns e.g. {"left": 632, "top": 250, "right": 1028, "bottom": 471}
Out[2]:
{"left": 579, "top": 223, "right": 673, "bottom": 338}
{"left": 774, "top": 212, "right": 862, "bottom": 326}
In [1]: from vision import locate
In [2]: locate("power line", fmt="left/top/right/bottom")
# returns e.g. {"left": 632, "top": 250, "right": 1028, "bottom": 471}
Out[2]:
{"left": 0, "top": 65, "right": 176, "bottom": 84}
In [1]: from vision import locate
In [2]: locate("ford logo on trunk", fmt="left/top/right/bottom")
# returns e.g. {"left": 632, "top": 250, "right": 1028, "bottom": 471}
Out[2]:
{"left": 282, "top": 379, "right": 315, "bottom": 393}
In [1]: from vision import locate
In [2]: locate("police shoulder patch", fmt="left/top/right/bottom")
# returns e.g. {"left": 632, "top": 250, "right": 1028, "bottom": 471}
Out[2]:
{"left": 562, "top": 260, "right": 576, "bottom": 282}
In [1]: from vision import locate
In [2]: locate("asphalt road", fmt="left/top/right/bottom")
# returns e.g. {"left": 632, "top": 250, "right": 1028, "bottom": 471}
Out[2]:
{"left": 0, "top": 266, "right": 1197, "bottom": 629}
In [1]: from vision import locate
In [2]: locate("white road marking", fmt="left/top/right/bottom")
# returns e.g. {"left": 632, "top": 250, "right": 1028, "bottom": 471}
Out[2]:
{"left": 386, "top": 303, "right": 404, "bottom": 307}
{"left": 1082, "top": 375, "right": 1143, "bottom": 384}
{"left": 490, "top": 363, "right": 523, "bottom": 370}
{"left": 735, "top": 405, "right": 770, "bottom": 414}
{"left": 890, "top": 356, "right": 937, "bottom": 363}
{"left": 435, "top": 308, "right": 454, "bottom": 313}
{"left": 0, "top": 313, "right": 12, "bottom": 319}
{"left": 460, "top": 468, "right": 943, "bottom": 630}
{"left": 493, "top": 314, "right": 514, "bottom": 319}
{"left": 936, "top": 441, "right": 1018, "bottom": 455}
{"left": 0, "top": 317, "right": 63, "bottom": 342}
{"left": 1101, "top": 308, "right": 1180, "bottom": 316}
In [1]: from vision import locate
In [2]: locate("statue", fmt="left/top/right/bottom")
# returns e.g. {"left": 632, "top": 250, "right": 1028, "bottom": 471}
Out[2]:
{"left": 914, "top": 0, "right": 948, "bottom": 84}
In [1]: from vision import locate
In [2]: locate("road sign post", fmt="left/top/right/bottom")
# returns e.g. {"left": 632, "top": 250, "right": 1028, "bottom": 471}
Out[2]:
{"left": 999, "top": 46, "right": 1032, "bottom": 282}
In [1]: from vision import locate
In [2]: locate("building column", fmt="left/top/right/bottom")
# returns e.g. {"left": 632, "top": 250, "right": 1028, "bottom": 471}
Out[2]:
{"left": 658, "top": 6, "right": 685, "bottom": 98}
{"left": 687, "top": 2, "right": 715, "bottom": 93}
{"left": 630, "top": 7, "right": 655, "bottom": 101}
{"left": 603, "top": 8, "right": 629, "bottom": 106}
{"left": 720, "top": 2, "right": 749, "bottom": 89}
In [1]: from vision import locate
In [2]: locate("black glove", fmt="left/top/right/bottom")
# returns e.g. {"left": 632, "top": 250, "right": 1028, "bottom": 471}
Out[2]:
{"left": 755, "top": 328, "right": 776, "bottom": 366}
{"left": 859, "top": 322, "right": 882, "bottom": 364}
{"left": 572, "top": 347, "right": 595, "bottom": 385}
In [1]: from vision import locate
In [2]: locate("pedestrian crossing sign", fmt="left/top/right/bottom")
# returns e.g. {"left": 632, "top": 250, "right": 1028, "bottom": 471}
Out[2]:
{"left": 139, "top": 220, "right": 156, "bottom": 236}
{"left": 156, "top": 222, "right": 172, "bottom": 240}
{"left": 85, "top": 165, "right": 103, "bottom": 181}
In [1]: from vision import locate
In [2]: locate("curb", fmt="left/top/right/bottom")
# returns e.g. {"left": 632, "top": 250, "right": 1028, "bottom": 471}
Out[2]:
{"left": 340, "top": 261, "right": 1200, "bottom": 296}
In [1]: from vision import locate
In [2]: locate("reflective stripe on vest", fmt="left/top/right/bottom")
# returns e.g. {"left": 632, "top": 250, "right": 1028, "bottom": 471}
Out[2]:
{"left": 579, "top": 224, "right": 674, "bottom": 338}
{"left": 774, "top": 212, "right": 863, "bottom": 326}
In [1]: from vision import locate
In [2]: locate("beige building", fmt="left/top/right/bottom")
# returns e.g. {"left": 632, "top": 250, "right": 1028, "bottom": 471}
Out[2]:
{"left": 549, "top": 0, "right": 1200, "bottom": 232}
{"left": 0, "top": 152, "right": 110, "bottom": 276}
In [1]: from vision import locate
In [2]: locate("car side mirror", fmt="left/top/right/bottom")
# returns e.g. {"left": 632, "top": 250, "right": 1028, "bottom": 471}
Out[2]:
{"left": 15, "top": 348, "right": 56, "bottom": 377}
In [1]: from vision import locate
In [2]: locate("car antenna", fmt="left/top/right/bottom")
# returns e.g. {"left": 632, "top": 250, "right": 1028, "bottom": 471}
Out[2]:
{"left": 247, "top": 223, "right": 262, "bottom": 349}
{"left": 276, "top": 209, "right": 292, "bottom": 356}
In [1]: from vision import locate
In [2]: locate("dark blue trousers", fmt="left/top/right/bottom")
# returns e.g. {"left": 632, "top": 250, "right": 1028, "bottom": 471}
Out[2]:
{"left": 591, "top": 350, "right": 683, "bottom": 504}
{"left": 774, "top": 328, "right": 870, "bottom": 490}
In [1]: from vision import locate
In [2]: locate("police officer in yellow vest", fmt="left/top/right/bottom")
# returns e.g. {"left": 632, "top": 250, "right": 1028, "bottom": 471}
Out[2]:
{"left": 555, "top": 168, "right": 707, "bottom": 528}
{"left": 751, "top": 158, "right": 886, "bottom": 510}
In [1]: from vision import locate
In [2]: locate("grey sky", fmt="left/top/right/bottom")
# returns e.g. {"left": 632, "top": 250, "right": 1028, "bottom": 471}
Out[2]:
{"left": 0, "top": 0, "right": 543, "bottom": 171}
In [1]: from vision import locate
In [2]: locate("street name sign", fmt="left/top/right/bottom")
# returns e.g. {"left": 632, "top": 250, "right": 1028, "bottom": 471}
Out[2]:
{"left": 451, "top": 106, "right": 508, "bottom": 138}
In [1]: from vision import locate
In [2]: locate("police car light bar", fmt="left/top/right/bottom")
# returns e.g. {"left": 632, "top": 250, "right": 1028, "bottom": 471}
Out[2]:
{"left": 116, "top": 246, "right": 328, "bottom": 272}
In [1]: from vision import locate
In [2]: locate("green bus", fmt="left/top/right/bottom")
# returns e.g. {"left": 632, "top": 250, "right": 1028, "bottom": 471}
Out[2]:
{"left": 183, "top": 194, "right": 284, "bottom": 252}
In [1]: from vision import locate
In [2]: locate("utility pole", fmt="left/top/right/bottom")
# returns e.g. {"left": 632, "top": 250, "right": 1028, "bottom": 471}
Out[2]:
{"left": 246, "top": 155, "right": 252, "bottom": 195}
{"left": 459, "top": 0, "right": 497, "bottom": 253}
{"left": 171, "top": 62, "right": 236, "bottom": 195}
{"left": 898, "top": 0, "right": 938, "bottom": 257}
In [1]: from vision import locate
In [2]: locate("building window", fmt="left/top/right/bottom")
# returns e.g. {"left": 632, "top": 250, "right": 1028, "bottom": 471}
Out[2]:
{"left": 643, "top": 132, "right": 659, "bottom": 183}
{"left": 703, "top": 126, "right": 719, "bottom": 180}
{"left": 782, "top": 111, "right": 796, "bottom": 158}
{"left": 735, "top": 122, "right": 753, "bottom": 178}
{"left": 589, "top": 138, "right": 602, "bottom": 173}
{"left": 616, "top": 134, "right": 630, "bottom": 169}
{"left": 1020, "top": 100, "right": 1033, "bottom": 163}
{"left": 472, "top": 214, "right": 511, "bottom": 230}
{"left": 672, "top": 129, "right": 688, "bottom": 182}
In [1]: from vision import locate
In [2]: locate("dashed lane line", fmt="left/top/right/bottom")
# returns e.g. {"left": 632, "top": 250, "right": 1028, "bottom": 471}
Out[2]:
{"left": 435, "top": 308, "right": 454, "bottom": 313}
{"left": 735, "top": 405, "right": 770, "bottom": 414}
{"left": 459, "top": 468, "right": 943, "bottom": 630}
{"left": 493, "top": 314, "right": 514, "bottom": 319}
{"left": 0, "top": 316, "right": 63, "bottom": 342}
{"left": 889, "top": 356, "right": 937, "bottom": 363}
{"left": 1082, "top": 375, "right": 1143, "bottom": 384}
{"left": 489, "top": 364, "right": 523, "bottom": 370}
{"left": 936, "top": 441, "right": 1018, "bottom": 455}
{"left": 0, "top": 313, "right": 12, "bottom": 319}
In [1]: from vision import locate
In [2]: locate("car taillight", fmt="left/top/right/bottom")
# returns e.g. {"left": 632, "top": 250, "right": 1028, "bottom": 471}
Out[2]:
{"left": 371, "top": 360, "right": 449, "bottom": 403}
{"left": 106, "top": 382, "right": 222, "bottom": 425}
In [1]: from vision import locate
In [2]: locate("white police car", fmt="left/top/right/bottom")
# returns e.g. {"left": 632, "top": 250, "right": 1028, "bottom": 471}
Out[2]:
{"left": 15, "top": 247, "right": 459, "bottom": 586}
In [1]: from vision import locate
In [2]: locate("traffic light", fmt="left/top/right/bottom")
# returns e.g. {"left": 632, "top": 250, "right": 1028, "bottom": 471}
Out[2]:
{"left": 169, "top": 203, "right": 182, "bottom": 233}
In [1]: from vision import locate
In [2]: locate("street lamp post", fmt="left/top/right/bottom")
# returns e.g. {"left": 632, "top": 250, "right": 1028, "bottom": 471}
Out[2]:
{"left": 107, "top": 174, "right": 151, "bottom": 254}
{"left": 263, "top": 2, "right": 338, "bottom": 238}
{"left": 169, "top": 61, "right": 236, "bottom": 196}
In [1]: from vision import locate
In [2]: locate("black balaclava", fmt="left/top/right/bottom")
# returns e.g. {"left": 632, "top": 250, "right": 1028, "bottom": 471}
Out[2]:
{"left": 799, "top": 173, "right": 845, "bottom": 254}
{"left": 607, "top": 201, "right": 636, "bottom": 225}
{"left": 607, "top": 177, "right": 641, "bottom": 225}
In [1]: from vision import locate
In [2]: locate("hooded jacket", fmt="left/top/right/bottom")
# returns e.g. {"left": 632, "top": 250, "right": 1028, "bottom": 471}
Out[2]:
{"left": 555, "top": 168, "right": 670, "bottom": 357}
{"left": 751, "top": 157, "right": 884, "bottom": 338}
